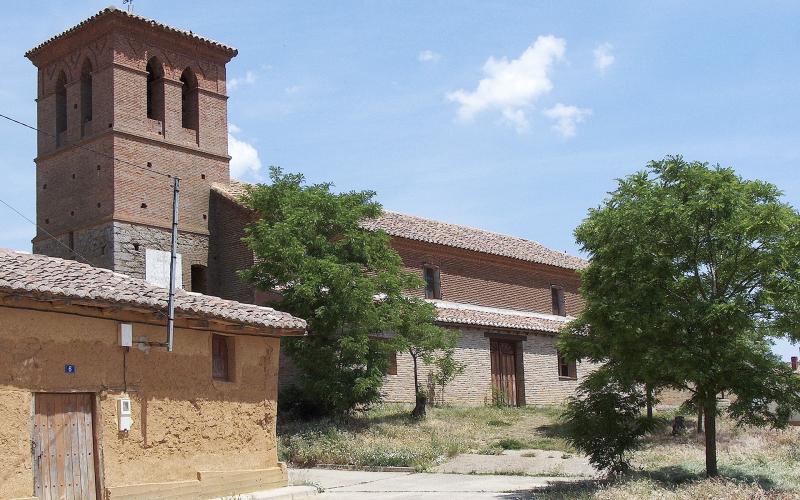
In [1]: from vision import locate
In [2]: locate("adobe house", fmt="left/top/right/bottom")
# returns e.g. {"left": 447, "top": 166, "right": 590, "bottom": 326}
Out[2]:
{"left": 0, "top": 249, "right": 305, "bottom": 499}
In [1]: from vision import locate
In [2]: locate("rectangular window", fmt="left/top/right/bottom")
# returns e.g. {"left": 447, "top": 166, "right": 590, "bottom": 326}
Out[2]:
{"left": 557, "top": 351, "right": 577, "bottom": 379}
{"left": 386, "top": 352, "right": 398, "bottom": 375}
{"left": 423, "top": 265, "right": 441, "bottom": 300}
{"left": 212, "top": 334, "right": 234, "bottom": 381}
{"left": 551, "top": 285, "right": 566, "bottom": 316}
{"left": 191, "top": 264, "right": 208, "bottom": 294}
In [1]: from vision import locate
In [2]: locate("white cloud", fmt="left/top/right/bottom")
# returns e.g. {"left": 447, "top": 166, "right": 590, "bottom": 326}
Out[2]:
{"left": 228, "top": 124, "right": 262, "bottom": 180}
{"left": 418, "top": 50, "right": 441, "bottom": 62}
{"left": 228, "top": 70, "right": 257, "bottom": 91}
{"left": 446, "top": 35, "right": 566, "bottom": 132}
{"left": 543, "top": 103, "right": 592, "bottom": 138}
{"left": 593, "top": 43, "right": 615, "bottom": 72}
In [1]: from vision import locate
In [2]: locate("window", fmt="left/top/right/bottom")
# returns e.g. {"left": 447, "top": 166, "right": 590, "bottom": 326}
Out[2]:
{"left": 212, "top": 334, "right": 233, "bottom": 381}
{"left": 551, "top": 285, "right": 566, "bottom": 316}
{"left": 191, "top": 264, "right": 208, "bottom": 294}
{"left": 180, "top": 67, "right": 199, "bottom": 130}
{"left": 80, "top": 60, "right": 93, "bottom": 126}
{"left": 423, "top": 265, "right": 441, "bottom": 300}
{"left": 386, "top": 352, "right": 398, "bottom": 375}
{"left": 557, "top": 351, "right": 577, "bottom": 379}
{"left": 146, "top": 57, "right": 165, "bottom": 121}
{"left": 55, "top": 71, "right": 67, "bottom": 136}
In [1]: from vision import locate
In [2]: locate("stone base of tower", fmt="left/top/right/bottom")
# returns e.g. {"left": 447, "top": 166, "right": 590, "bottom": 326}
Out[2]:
{"left": 33, "top": 221, "right": 210, "bottom": 291}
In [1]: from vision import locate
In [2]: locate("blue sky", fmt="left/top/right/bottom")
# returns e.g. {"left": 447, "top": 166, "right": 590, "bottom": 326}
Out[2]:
{"left": 0, "top": 1, "right": 798, "bottom": 360}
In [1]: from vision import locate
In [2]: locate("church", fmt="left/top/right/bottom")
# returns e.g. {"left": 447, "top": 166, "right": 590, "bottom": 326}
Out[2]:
{"left": 26, "top": 6, "right": 594, "bottom": 411}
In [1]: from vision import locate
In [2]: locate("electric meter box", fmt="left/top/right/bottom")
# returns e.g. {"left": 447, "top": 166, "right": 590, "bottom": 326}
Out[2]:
{"left": 117, "top": 398, "right": 133, "bottom": 432}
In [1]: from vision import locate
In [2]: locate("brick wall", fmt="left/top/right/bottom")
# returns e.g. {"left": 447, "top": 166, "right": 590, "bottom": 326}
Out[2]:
{"left": 29, "top": 13, "right": 233, "bottom": 283}
{"left": 393, "top": 237, "right": 584, "bottom": 316}
{"left": 208, "top": 191, "right": 257, "bottom": 303}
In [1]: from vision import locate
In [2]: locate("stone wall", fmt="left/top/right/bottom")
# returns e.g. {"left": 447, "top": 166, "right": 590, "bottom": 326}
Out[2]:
{"left": 33, "top": 222, "right": 115, "bottom": 270}
{"left": 112, "top": 221, "right": 209, "bottom": 289}
{"left": 377, "top": 327, "right": 598, "bottom": 407}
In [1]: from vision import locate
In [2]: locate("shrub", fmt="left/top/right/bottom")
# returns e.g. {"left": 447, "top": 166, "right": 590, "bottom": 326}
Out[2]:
{"left": 562, "top": 368, "right": 658, "bottom": 475}
{"left": 496, "top": 438, "right": 525, "bottom": 450}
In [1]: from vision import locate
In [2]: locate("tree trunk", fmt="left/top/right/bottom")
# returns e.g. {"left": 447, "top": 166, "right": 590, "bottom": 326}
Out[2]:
{"left": 696, "top": 406, "right": 704, "bottom": 434}
{"left": 646, "top": 385, "right": 653, "bottom": 419}
{"left": 410, "top": 352, "right": 426, "bottom": 419}
{"left": 704, "top": 398, "right": 718, "bottom": 477}
{"left": 412, "top": 352, "right": 419, "bottom": 395}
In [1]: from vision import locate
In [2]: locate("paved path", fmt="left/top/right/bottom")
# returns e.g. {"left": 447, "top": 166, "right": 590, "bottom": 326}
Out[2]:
{"left": 433, "top": 449, "right": 598, "bottom": 477}
{"left": 289, "top": 468, "right": 596, "bottom": 499}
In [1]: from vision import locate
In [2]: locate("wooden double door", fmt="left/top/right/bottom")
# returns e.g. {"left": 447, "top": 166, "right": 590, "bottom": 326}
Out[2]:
{"left": 32, "top": 393, "right": 98, "bottom": 500}
{"left": 490, "top": 339, "right": 521, "bottom": 406}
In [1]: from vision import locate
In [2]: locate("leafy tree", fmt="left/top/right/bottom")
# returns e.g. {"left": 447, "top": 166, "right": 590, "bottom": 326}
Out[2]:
{"left": 559, "top": 156, "right": 800, "bottom": 477}
{"left": 241, "top": 167, "right": 457, "bottom": 416}
{"left": 384, "top": 296, "right": 462, "bottom": 416}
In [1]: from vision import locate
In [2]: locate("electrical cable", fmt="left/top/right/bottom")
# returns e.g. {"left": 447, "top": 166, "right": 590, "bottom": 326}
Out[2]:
{"left": 0, "top": 112, "right": 177, "bottom": 179}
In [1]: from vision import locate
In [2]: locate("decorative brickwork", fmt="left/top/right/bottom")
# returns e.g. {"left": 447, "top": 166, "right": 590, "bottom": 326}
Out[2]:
{"left": 27, "top": 9, "right": 235, "bottom": 285}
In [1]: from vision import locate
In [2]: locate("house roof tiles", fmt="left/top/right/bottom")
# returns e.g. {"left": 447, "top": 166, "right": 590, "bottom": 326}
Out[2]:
{"left": 432, "top": 300, "right": 570, "bottom": 334}
{"left": 0, "top": 248, "right": 305, "bottom": 332}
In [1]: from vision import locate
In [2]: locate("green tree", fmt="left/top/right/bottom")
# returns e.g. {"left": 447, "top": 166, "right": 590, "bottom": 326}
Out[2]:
{"left": 559, "top": 156, "right": 800, "bottom": 477}
{"left": 384, "top": 297, "right": 462, "bottom": 417}
{"left": 240, "top": 167, "right": 455, "bottom": 415}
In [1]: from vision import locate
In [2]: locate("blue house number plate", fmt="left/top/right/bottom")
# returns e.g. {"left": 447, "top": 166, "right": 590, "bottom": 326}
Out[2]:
{"left": 64, "top": 364, "right": 76, "bottom": 374}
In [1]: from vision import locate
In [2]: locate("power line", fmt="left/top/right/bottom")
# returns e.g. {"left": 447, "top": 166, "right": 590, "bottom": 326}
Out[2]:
{"left": 0, "top": 112, "right": 176, "bottom": 180}
{"left": 0, "top": 196, "right": 96, "bottom": 266}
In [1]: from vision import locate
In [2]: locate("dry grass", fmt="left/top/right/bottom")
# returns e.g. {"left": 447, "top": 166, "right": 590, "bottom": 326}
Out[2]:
{"left": 532, "top": 413, "right": 800, "bottom": 499}
{"left": 277, "top": 405, "right": 800, "bottom": 497}
{"left": 277, "top": 404, "right": 570, "bottom": 470}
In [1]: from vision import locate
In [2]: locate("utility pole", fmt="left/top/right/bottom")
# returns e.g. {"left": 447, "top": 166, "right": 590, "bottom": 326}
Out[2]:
{"left": 166, "top": 176, "right": 180, "bottom": 352}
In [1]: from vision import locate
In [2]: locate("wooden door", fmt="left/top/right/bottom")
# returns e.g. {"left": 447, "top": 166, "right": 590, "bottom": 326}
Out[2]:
{"left": 490, "top": 340, "right": 518, "bottom": 406}
{"left": 33, "top": 393, "right": 97, "bottom": 500}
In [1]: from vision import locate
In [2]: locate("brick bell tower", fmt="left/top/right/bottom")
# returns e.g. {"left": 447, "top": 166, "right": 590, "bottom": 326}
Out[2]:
{"left": 25, "top": 7, "right": 237, "bottom": 291}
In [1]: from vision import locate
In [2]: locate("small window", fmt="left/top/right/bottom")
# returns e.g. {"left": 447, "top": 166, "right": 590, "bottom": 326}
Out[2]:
{"left": 180, "top": 68, "right": 199, "bottom": 130}
{"left": 80, "top": 59, "right": 93, "bottom": 125}
{"left": 212, "top": 334, "right": 234, "bottom": 381}
{"left": 551, "top": 285, "right": 566, "bottom": 316}
{"left": 55, "top": 71, "right": 67, "bottom": 135}
{"left": 557, "top": 351, "right": 577, "bottom": 379}
{"left": 386, "top": 352, "right": 398, "bottom": 375}
{"left": 191, "top": 264, "right": 208, "bottom": 294}
{"left": 146, "top": 57, "right": 165, "bottom": 121}
{"left": 423, "top": 265, "right": 441, "bottom": 300}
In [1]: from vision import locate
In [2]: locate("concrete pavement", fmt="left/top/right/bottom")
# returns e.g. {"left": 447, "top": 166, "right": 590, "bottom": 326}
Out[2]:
{"left": 289, "top": 468, "right": 596, "bottom": 499}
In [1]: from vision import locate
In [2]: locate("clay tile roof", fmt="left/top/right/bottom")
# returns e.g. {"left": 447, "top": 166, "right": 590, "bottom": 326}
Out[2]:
{"left": 25, "top": 7, "right": 238, "bottom": 60}
{"left": 0, "top": 249, "right": 305, "bottom": 333}
{"left": 212, "top": 181, "right": 587, "bottom": 272}
{"left": 433, "top": 301, "right": 570, "bottom": 334}
{"left": 361, "top": 211, "right": 588, "bottom": 271}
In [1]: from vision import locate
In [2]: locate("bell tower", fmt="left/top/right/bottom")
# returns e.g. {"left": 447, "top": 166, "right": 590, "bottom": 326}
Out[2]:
{"left": 25, "top": 7, "right": 237, "bottom": 290}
